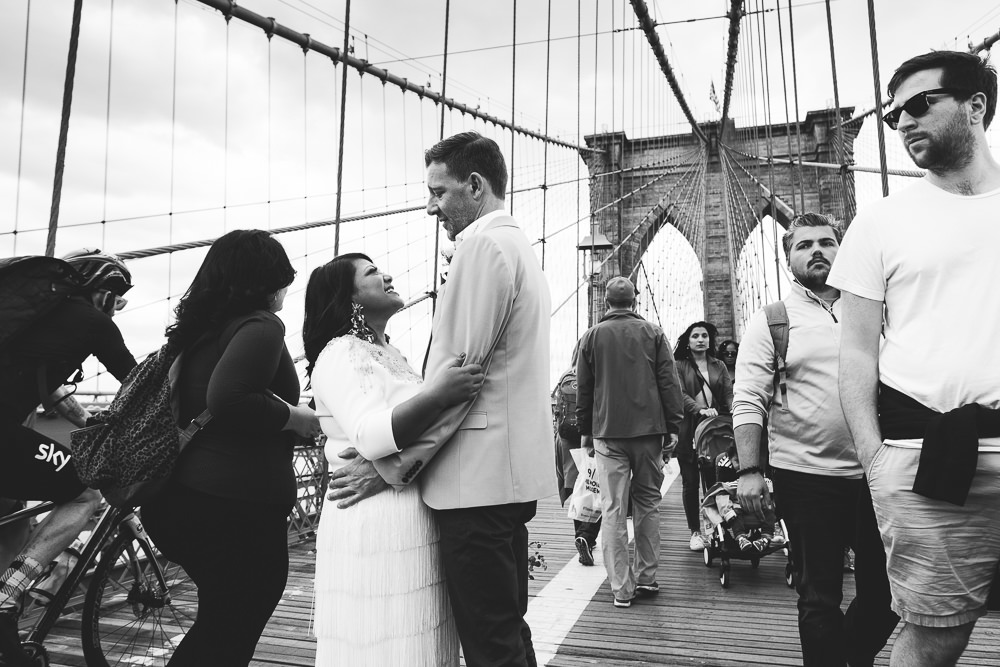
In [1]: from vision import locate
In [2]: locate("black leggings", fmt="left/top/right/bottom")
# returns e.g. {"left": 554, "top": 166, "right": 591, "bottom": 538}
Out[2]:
{"left": 141, "top": 485, "right": 291, "bottom": 667}
{"left": 677, "top": 454, "right": 702, "bottom": 532}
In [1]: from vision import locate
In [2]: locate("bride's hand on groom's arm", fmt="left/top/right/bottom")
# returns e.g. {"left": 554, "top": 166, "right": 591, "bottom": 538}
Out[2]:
{"left": 326, "top": 447, "right": 390, "bottom": 509}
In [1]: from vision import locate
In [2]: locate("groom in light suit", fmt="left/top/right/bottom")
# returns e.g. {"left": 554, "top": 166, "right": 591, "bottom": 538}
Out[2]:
{"left": 328, "top": 132, "right": 555, "bottom": 667}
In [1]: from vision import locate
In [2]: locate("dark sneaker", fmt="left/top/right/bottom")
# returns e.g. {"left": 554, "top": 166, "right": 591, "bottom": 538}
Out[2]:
{"left": 0, "top": 609, "right": 30, "bottom": 665}
{"left": 636, "top": 582, "right": 659, "bottom": 596}
{"left": 575, "top": 537, "right": 594, "bottom": 566}
{"left": 752, "top": 535, "right": 772, "bottom": 553}
{"left": 613, "top": 596, "right": 634, "bottom": 608}
{"left": 736, "top": 534, "right": 755, "bottom": 553}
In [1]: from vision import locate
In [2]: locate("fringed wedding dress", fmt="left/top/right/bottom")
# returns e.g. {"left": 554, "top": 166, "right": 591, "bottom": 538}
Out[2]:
{"left": 311, "top": 336, "right": 459, "bottom": 666}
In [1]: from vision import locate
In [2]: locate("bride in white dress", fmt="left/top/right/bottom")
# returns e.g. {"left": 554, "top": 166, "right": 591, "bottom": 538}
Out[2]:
{"left": 302, "top": 253, "right": 483, "bottom": 667}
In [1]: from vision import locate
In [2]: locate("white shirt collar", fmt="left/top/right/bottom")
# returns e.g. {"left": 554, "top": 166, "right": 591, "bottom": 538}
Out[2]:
{"left": 456, "top": 209, "right": 507, "bottom": 245}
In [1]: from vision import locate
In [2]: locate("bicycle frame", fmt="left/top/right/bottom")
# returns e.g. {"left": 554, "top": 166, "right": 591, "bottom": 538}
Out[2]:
{"left": 3, "top": 503, "right": 145, "bottom": 647}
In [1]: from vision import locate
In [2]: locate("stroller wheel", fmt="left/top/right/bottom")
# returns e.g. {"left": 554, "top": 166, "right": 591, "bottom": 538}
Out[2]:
{"left": 785, "top": 562, "right": 797, "bottom": 588}
{"left": 720, "top": 565, "right": 730, "bottom": 588}
{"left": 751, "top": 557, "right": 760, "bottom": 569}
{"left": 703, "top": 547, "right": 713, "bottom": 567}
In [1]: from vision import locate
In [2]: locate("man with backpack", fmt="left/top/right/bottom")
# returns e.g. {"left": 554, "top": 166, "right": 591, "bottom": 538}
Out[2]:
{"left": 553, "top": 349, "right": 601, "bottom": 566}
{"left": 0, "top": 249, "right": 137, "bottom": 664}
{"left": 732, "top": 213, "right": 897, "bottom": 666}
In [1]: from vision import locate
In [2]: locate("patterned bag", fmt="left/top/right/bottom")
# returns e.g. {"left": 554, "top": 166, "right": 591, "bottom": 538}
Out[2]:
{"left": 70, "top": 343, "right": 211, "bottom": 508}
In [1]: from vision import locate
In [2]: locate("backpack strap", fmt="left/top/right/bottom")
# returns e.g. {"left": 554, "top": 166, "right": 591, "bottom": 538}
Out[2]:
{"left": 763, "top": 301, "right": 789, "bottom": 411}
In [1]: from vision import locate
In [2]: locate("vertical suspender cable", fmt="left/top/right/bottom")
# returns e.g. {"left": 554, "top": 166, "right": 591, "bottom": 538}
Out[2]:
{"left": 333, "top": 0, "right": 352, "bottom": 254}
{"left": 223, "top": 15, "right": 231, "bottom": 230}
{"left": 101, "top": 0, "right": 116, "bottom": 249}
{"left": 438, "top": 0, "right": 450, "bottom": 139}
{"left": 755, "top": 0, "right": 782, "bottom": 299}
{"left": 510, "top": 0, "right": 517, "bottom": 216}
{"left": 45, "top": 0, "right": 84, "bottom": 257}
{"left": 824, "top": 0, "right": 854, "bottom": 220}
{"left": 867, "top": 0, "right": 890, "bottom": 197}
{"left": 430, "top": 1, "right": 452, "bottom": 314}
{"left": 13, "top": 0, "right": 32, "bottom": 255}
{"left": 169, "top": 0, "right": 179, "bottom": 301}
{"left": 786, "top": 0, "right": 807, "bottom": 212}
{"left": 540, "top": 0, "right": 553, "bottom": 269}
{"left": 773, "top": 0, "right": 799, "bottom": 216}
{"left": 266, "top": 20, "right": 273, "bottom": 228}
{"left": 575, "top": 0, "right": 581, "bottom": 339}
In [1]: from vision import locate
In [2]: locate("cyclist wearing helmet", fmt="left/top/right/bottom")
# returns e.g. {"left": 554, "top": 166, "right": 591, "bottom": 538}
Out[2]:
{"left": 0, "top": 249, "right": 137, "bottom": 664}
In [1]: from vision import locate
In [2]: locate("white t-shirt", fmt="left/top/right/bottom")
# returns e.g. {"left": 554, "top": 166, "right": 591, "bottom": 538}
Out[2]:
{"left": 828, "top": 178, "right": 1000, "bottom": 449}
{"left": 312, "top": 336, "right": 422, "bottom": 471}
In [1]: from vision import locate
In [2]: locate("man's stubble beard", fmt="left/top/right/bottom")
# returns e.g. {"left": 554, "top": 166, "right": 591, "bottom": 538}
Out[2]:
{"left": 908, "top": 113, "right": 976, "bottom": 173}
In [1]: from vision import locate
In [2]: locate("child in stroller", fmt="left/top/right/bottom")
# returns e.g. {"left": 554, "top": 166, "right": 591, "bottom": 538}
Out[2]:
{"left": 701, "top": 449, "right": 783, "bottom": 555}
{"left": 694, "top": 416, "right": 788, "bottom": 587}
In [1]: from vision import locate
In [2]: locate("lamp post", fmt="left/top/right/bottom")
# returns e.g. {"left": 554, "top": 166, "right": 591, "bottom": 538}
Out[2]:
{"left": 577, "top": 231, "right": 615, "bottom": 327}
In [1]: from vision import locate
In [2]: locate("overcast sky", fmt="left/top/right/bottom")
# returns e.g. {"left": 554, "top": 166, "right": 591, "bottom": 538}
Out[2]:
{"left": 2, "top": 0, "right": 997, "bottom": 392}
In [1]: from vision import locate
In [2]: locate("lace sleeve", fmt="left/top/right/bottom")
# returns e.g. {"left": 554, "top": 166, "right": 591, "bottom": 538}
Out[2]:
{"left": 312, "top": 337, "right": 401, "bottom": 461}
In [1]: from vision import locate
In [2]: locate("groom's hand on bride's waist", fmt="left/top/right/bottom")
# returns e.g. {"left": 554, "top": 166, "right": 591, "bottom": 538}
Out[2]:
{"left": 327, "top": 447, "right": 390, "bottom": 509}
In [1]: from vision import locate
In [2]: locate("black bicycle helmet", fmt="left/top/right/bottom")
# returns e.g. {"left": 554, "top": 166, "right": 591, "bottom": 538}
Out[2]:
{"left": 61, "top": 248, "right": 133, "bottom": 295}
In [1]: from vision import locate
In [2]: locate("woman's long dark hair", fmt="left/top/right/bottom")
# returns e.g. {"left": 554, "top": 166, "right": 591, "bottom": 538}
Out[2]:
{"left": 302, "top": 253, "right": 372, "bottom": 378}
{"left": 674, "top": 321, "right": 719, "bottom": 362}
{"left": 166, "top": 230, "right": 295, "bottom": 349}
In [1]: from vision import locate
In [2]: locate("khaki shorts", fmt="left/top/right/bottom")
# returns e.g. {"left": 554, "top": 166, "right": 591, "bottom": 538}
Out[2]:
{"left": 868, "top": 444, "right": 1000, "bottom": 627}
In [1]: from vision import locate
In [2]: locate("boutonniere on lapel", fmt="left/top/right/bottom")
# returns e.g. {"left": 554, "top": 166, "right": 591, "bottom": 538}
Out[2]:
{"left": 439, "top": 241, "right": 456, "bottom": 285}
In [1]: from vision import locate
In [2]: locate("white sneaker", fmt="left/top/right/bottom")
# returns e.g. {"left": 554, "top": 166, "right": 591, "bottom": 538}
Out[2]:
{"left": 689, "top": 531, "right": 706, "bottom": 551}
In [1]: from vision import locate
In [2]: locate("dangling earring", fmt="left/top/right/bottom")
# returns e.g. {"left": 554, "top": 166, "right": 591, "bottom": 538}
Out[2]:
{"left": 348, "top": 302, "right": 377, "bottom": 344}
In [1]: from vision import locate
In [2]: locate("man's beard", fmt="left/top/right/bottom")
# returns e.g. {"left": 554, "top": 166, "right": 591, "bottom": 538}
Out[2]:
{"left": 906, "top": 114, "right": 976, "bottom": 173}
{"left": 796, "top": 264, "right": 830, "bottom": 293}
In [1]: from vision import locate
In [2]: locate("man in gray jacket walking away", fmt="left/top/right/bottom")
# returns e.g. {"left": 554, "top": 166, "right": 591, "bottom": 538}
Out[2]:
{"left": 576, "top": 276, "right": 684, "bottom": 608}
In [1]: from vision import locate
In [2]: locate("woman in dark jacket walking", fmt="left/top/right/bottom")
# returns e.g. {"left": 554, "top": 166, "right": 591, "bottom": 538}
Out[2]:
{"left": 673, "top": 321, "right": 733, "bottom": 552}
{"left": 142, "top": 230, "right": 320, "bottom": 666}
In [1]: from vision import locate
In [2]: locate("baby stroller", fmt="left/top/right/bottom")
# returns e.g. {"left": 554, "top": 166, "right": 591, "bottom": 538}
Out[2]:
{"left": 694, "top": 415, "right": 791, "bottom": 588}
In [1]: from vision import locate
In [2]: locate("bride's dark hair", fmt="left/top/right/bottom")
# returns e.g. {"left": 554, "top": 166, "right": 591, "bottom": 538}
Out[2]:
{"left": 302, "top": 253, "right": 372, "bottom": 378}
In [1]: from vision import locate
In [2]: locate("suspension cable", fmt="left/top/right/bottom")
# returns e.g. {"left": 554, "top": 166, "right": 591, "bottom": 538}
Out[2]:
{"left": 629, "top": 0, "right": 707, "bottom": 142}
{"left": 13, "top": 0, "right": 32, "bottom": 255}
{"left": 823, "top": 0, "right": 854, "bottom": 220}
{"left": 866, "top": 0, "right": 889, "bottom": 196}
{"left": 45, "top": 0, "right": 84, "bottom": 257}
{"left": 332, "top": 0, "right": 352, "bottom": 254}
{"left": 541, "top": 0, "right": 553, "bottom": 269}
{"left": 189, "top": 0, "right": 601, "bottom": 154}
{"left": 786, "top": 0, "right": 807, "bottom": 212}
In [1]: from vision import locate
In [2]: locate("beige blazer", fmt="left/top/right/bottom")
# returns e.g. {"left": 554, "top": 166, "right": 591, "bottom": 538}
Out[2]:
{"left": 373, "top": 215, "right": 556, "bottom": 509}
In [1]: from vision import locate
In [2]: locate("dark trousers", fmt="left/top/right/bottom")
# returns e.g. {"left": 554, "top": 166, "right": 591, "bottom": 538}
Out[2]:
{"left": 435, "top": 501, "right": 537, "bottom": 667}
{"left": 141, "top": 485, "right": 291, "bottom": 667}
{"left": 677, "top": 454, "right": 701, "bottom": 531}
{"left": 772, "top": 468, "right": 896, "bottom": 667}
{"left": 574, "top": 519, "right": 600, "bottom": 546}
{"left": 843, "top": 481, "right": 900, "bottom": 667}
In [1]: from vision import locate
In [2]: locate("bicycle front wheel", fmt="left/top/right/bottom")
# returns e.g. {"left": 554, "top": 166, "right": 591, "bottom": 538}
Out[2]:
{"left": 81, "top": 530, "right": 197, "bottom": 666}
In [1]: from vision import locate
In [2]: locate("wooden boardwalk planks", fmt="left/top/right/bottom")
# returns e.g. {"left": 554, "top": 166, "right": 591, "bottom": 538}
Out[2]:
{"left": 34, "top": 481, "right": 1000, "bottom": 666}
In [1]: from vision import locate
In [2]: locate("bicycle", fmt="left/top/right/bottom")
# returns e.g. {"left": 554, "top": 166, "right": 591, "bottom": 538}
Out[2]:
{"left": 0, "top": 500, "right": 196, "bottom": 666}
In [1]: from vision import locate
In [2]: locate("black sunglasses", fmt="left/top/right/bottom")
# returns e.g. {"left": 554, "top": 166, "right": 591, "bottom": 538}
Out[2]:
{"left": 882, "top": 88, "right": 972, "bottom": 130}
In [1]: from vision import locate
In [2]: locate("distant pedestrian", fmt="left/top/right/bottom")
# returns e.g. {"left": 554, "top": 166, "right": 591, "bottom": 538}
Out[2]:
{"left": 674, "top": 321, "right": 733, "bottom": 552}
{"left": 718, "top": 339, "right": 740, "bottom": 379}
{"left": 576, "top": 276, "right": 683, "bottom": 608}
{"left": 833, "top": 50, "right": 1000, "bottom": 666}
{"left": 552, "top": 345, "right": 600, "bottom": 566}
{"left": 735, "top": 212, "right": 897, "bottom": 666}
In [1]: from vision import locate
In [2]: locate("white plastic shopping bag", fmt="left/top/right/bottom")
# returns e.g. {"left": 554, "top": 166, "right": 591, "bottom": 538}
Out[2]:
{"left": 567, "top": 448, "right": 602, "bottom": 523}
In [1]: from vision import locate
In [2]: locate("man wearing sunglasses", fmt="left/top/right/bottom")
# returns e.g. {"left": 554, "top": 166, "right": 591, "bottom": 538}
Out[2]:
{"left": 831, "top": 51, "right": 1000, "bottom": 666}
